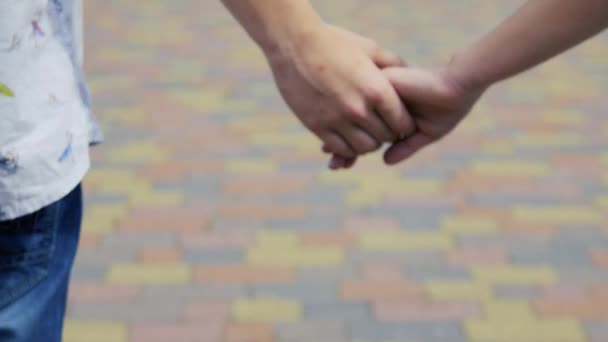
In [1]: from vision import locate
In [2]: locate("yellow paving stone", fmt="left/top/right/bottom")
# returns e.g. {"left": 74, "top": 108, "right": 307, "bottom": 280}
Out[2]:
{"left": 359, "top": 231, "right": 453, "bottom": 251}
{"left": 483, "top": 299, "right": 535, "bottom": 320}
{"left": 390, "top": 179, "right": 443, "bottom": 194}
{"left": 85, "top": 168, "right": 139, "bottom": 185}
{"left": 466, "top": 318, "right": 585, "bottom": 342}
{"left": 345, "top": 187, "right": 386, "bottom": 207}
{"left": 471, "top": 160, "right": 549, "bottom": 177}
{"left": 472, "top": 266, "right": 557, "bottom": 286}
{"left": 480, "top": 141, "right": 514, "bottom": 155}
{"left": 514, "top": 132, "right": 583, "bottom": 147}
{"left": 88, "top": 75, "right": 137, "bottom": 93}
{"left": 64, "top": 320, "right": 127, "bottom": 342}
{"left": 540, "top": 110, "right": 584, "bottom": 125}
{"left": 426, "top": 281, "right": 492, "bottom": 301}
{"left": 226, "top": 160, "right": 277, "bottom": 174}
{"left": 247, "top": 246, "right": 344, "bottom": 267}
{"left": 596, "top": 196, "right": 608, "bottom": 208}
{"left": 319, "top": 159, "right": 397, "bottom": 184}
{"left": 250, "top": 132, "right": 321, "bottom": 153}
{"left": 107, "top": 263, "right": 191, "bottom": 284}
{"left": 441, "top": 215, "right": 500, "bottom": 234}
{"left": 102, "top": 107, "right": 146, "bottom": 123}
{"left": 128, "top": 189, "right": 184, "bottom": 207}
{"left": 107, "top": 141, "right": 170, "bottom": 164}
{"left": 231, "top": 116, "right": 291, "bottom": 131}
{"left": 512, "top": 206, "right": 602, "bottom": 224}
{"left": 345, "top": 178, "right": 441, "bottom": 207}
{"left": 255, "top": 231, "right": 299, "bottom": 247}
{"left": 82, "top": 203, "right": 129, "bottom": 234}
{"left": 169, "top": 88, "right": 228, "bottom": 112}
{"left": 85, "top": 168, "right": 152, "bottom": 196}
{"left": 233, "top": 298, "right": 301, "bottom": 322}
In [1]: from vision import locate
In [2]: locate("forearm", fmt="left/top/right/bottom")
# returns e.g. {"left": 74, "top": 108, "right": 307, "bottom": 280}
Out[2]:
{"left": 220, "top": 0, "right": 324, "bottom": 56}
{"left": 448, "top": 0, "right": 608, "bottom": 90}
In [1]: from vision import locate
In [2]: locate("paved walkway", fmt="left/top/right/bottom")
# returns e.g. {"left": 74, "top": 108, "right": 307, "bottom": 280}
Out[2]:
{"left": 65, "top": 1, "right": 608, "bottom": 341}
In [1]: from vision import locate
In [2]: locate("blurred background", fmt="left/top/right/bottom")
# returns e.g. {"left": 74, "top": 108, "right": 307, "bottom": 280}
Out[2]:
{"left": 65, "top": 0, "right": 608, "bottom": 341}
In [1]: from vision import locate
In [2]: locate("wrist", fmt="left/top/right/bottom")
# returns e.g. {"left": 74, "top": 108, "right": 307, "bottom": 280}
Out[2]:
{"left": 443, "top": 52, "right": 494, "bottom": 95}
{"left": 259, "top": 12, "right": 325, "bottom": 59}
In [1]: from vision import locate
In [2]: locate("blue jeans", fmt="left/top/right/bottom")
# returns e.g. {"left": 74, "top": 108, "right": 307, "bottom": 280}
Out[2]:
{"left": 0, "top": 184, "right": 82, "bottom": 342}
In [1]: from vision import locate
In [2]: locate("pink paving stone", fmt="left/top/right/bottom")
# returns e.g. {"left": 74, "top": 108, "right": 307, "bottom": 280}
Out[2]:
{"left": 541, "top": 284, "right": 590, "bottom": 300}
{"left": 180, "top": 231, "right": 255, "bottom": 249}
{"left": 360, "top": 263, "right": 406, "bottom": 281}
{"left": 183, "top": 301, "right": 230, "bottom": 322}
{"left": 130, "top": 322, "right": 224, "bottom": 342}
{"left": 446, "top": 247, "right": 508, "bottom": 266}
{"left": 118, "top": 207, "right": 211, "bottom": 232}
{"left": 139, "top": 247, "right": 183, "bottom": 263}
{"left": 374, "top": 300, "right": 481, "bottom": 321}
{"left": 68, "top": 282, "right": 142, "bottom": 303}
{"left": 78, "top": 232, "right": 99, "bottom": 249}
{"left": 344, "top": 216, "right": 400, "bottom": 233}
{"left": 384, "top": 193, "right": 464, "bottom": 208}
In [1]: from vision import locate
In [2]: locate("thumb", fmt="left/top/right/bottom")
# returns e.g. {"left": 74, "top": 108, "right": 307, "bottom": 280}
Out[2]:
{"left": 370, "top": 47, "right": 407, "bottom": 69}
{"left": 382, "top": 67, "right": 437, "bottom": 102}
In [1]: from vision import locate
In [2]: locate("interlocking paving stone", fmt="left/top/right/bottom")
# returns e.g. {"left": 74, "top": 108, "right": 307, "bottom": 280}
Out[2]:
{"left": 68, "top": 0, "right": 608, "bottom": 341}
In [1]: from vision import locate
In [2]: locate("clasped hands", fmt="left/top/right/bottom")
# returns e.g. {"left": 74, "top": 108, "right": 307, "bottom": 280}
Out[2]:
{"left": 267, "top": 24, "right": 485, "bottom": 170}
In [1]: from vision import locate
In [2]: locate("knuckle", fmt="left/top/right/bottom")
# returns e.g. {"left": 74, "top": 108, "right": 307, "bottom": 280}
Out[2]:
{"left": 341, "top": 101, "right": 367, "bottom": 121}
{"left": 363, "top": 84, "right": 387, "bottom": 104}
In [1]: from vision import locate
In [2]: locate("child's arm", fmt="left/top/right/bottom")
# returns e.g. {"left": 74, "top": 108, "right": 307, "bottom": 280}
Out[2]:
{"left": 447, "top": 0, "right": 608, "bottom": 91}
{"left": 333, "top": 0, "right": 608, "bottom": 168}
{"left": 220, "top": 0, "right": 413, "bottom": 160}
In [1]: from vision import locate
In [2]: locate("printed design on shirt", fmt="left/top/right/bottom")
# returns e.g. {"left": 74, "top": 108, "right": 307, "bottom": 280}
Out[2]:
{"left": 0, "top": 150, "right": 19, "bottom": 176}
{"left": 0, "top": 84, "right": 14, "bottom": 97}
{"left": 32, "top": 20, "right": 45, "bottom": 37}
{"left": 58, "top": 132, "right": 73, "bottom": 162}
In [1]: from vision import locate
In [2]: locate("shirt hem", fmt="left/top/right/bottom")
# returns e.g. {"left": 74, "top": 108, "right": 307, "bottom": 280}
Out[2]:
{"left": 0, "top": 156, "right": 90, "bottom": 221}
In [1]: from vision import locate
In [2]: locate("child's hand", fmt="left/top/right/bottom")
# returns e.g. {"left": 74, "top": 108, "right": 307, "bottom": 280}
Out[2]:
{"left": 329, "top": 66, "right": 486, "bottom": 169}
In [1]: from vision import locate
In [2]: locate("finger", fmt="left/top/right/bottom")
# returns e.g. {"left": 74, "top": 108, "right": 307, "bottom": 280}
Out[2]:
{"left": 371, "top": 46, "right": 407, "bottom": 69}
{"left": 367, "top": 78, "right": 415, "bottom": 138}
{"left": 350, "top": 108, "right": 398, "bottom": 143}
{"left": 384, "top": 133, "right": 433, "bottom": 165}
{"left": 320, "top": 131, "right": 356, "bottom": 158}
{"left": 343, "top": 157, "right": 357, "bottom": 169}
{"left": 337, "top": 123, "right": 381, "bottom": 155}
{"left": 383, "top": 67, "right": 436, "bottom": 103}
{"left": 328, "top": 154, "right": 357, "bottom": 170}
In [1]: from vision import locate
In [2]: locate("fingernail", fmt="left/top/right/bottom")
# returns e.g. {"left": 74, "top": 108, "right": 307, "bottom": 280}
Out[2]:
{"left": 329, "top": 159, "right": 340, "bottom": 170}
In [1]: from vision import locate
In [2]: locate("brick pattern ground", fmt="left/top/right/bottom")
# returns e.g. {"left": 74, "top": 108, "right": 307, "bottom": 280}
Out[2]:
{"left": 65, "top": 1, "right": 608, "bottom": 341}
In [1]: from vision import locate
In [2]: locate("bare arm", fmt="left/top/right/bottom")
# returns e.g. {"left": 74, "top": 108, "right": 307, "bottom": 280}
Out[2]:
{"left": 447, "top": 0, "right": 608, "bottom": 90}
{"left": 334, "top": 0, "right": 608, "bottom": 168}
{"left": 221, "top": 0, "right": 413, "bottom": 163}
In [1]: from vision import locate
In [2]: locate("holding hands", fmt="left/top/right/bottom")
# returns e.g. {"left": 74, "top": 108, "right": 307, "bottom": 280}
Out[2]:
{"left": 223, "top": 0, "right": 608, "bottom": 170}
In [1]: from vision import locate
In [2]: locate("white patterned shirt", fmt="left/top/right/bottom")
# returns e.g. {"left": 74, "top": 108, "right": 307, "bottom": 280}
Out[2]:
{"left": 0, "top": 0, "right": 101, "bottom": 220}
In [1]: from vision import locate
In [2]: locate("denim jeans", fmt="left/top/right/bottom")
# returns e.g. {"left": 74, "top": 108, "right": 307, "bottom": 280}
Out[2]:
{"left": 0, "top": 184, "right": 82, "bottom": 342}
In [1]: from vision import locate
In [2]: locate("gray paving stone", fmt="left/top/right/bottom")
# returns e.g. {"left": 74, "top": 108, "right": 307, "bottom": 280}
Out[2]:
{"left": 584, "top": 321, "right": 608, "bottom": 342}
{"left": 348, "top": 320, "right": 466, "bottom": 342}
{"left": 184, "top": 249, "right": 244, "bottom": 264}
{"left": 253, "top": 281, "right": 338, "bottom": 303}
{"left": 494, "top": 285, "right": 543, "bottom": 300}
{"left": 144, "top": 284, "right": 248, "bottom": 302}
{"left": 101, "top": 232, "right": 177, "bottom": 250}
{"left": 277, "top": 320, "right": 345, "bottom": 342}
{"left": 70, "top": 263, "right": 107, "bottom": 281}
{"left": 303, "top": 302, "right": 370, "bottom": 321}
{"left": 406, "top": 264, "right": 471, "bottom": 281}
{"left": 349, "top": 250, "right": 444, "bottom": 267}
